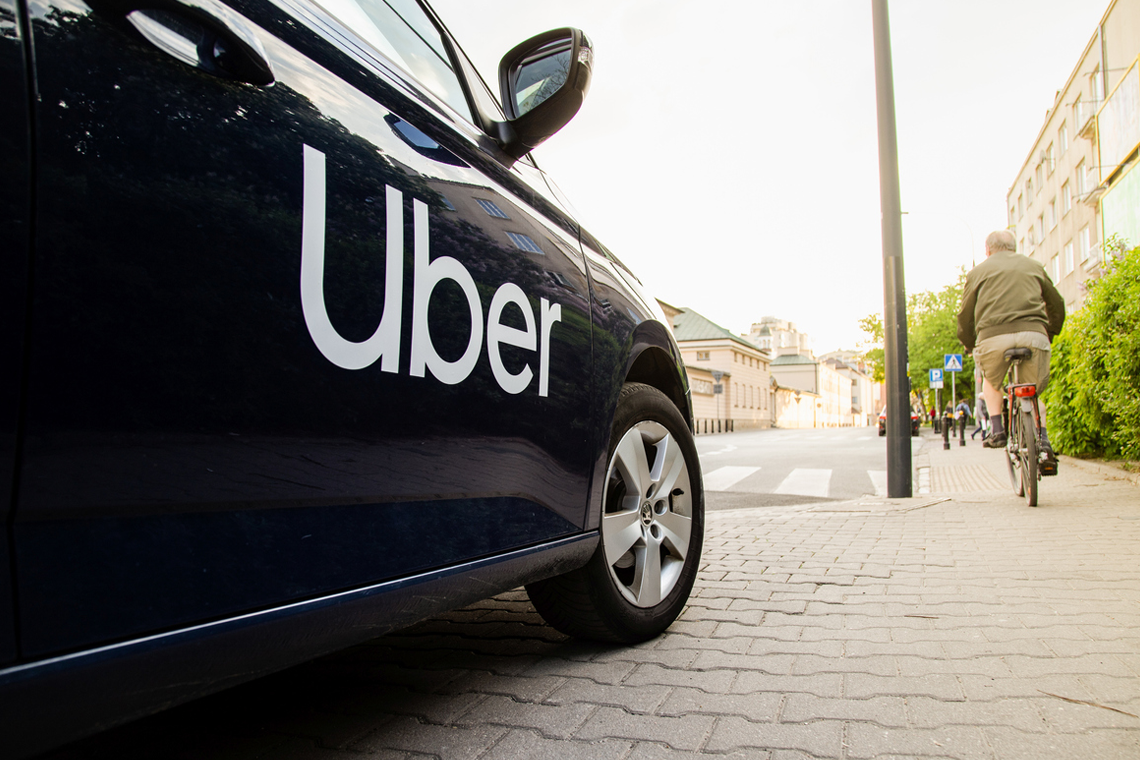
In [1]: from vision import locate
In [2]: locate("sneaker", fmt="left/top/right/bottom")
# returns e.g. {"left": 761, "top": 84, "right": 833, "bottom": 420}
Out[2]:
{"left": 983, "top": 432, "right": 1007, "bottom": 449}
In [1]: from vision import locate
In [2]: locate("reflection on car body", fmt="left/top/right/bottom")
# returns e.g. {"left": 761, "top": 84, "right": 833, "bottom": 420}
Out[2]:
{"left": 0, "top": 0, "right": 703, "bottom": 755}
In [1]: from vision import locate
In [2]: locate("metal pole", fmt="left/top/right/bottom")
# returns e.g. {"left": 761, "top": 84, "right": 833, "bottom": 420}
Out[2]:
{"left": 872, "top": 0, "right": 911, "bottom": 497}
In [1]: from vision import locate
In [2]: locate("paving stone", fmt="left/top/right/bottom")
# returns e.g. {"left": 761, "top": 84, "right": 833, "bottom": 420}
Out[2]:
{"left": 623, "top": 663, "right": 737, "bottom": 693}
{"left": 731, "top": 672, "right": 844, "bottom": 699}
{"left": 905, "top": 696, "right": 1048, "bottom": 733}
{"left": 982, "top": 726, "right": 1140, "bottom": 759}
{"left": 691, "top": 651, "right": 795, "bottom": 675}
{"left": 349, "top": 717, "right": 507, "bottom": 760}
{"left": 545, "top": 680, "right": 672, "bottom": 714}
{"left": 704, "top": 716, "right": 844, "bottom": 756}
{"left": 627, "top": 743, "right": 771, "bottom": 759}
{"left": 845, "top": 724, "right": 992, "bottom": 759}
{"left": 656, "top": 687, "right": 782, "bottom": 721}
{"left": 779, "top": 694, "right": 907, "bottom": 727}
{"left": 479, "top": 730, "right": 631, "bottom": 760}
{"left": 845, "top": 673, "right": 966, "bottom": 701}
{"left": 454, "top": 695, "right": 594, "bottom": 739}
{"left": 573, "top": 707, "right": 716, "bottom": 751}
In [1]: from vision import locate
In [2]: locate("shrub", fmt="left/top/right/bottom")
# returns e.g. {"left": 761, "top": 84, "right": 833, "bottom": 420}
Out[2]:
{"left": 1044, "top": 242, "right": 1140, "bottom": 459}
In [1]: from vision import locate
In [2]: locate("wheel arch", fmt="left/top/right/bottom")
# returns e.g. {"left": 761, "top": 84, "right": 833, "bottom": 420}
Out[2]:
{"left": 623, "top": 322, "right": 693, "bottom": 429}
{"left": 583, "top": 320, "right": 694, "bottom": 533}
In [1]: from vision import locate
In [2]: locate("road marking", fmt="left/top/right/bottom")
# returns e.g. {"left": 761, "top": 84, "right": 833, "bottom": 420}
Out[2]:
{"left": 868, "top": 470, "right": 888, "bottom": 497}
{"left": 773, "top": 468, "right": 832, "bottom": 498}
{"left": 701, "top": 444, "right": 738, "bottom": 457}
{"left": 703, "top": 465, "right": 761, "bottom": 492}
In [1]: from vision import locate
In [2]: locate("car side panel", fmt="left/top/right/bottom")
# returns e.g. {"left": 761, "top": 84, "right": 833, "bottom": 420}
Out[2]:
{"left": 14, "top": 0, "right": 593, "bottom": 658}
{"left": 0, "top": 0, "right": 31, "bottom": 666}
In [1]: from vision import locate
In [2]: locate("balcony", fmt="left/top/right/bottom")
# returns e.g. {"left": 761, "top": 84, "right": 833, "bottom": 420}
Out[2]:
{"left": 1077, "top": 100, "right": 1101, "bottom": 140}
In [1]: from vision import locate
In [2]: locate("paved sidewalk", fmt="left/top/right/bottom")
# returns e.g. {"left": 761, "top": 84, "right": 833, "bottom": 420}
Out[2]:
{"left": 46, "top": 433, "right": 1140, "bottom": 759}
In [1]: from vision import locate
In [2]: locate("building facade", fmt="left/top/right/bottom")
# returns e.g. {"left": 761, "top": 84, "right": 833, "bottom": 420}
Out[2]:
{"left": 1007, "top": 0, "right": 1140, "bottom": 312}
{"left": 669, "top": 308, "right": 773, "bottom": 432}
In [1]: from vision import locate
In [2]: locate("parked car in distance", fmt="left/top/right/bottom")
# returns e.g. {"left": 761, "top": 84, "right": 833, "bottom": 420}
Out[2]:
{"left": 878, "top": 408, "right": 921, "bottom": 436}
{"left": 0, "top": 1, "right": 703, "bottom": 756}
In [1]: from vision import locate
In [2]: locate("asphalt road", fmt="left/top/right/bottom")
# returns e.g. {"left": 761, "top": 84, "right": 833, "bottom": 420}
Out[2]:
{"left": 697, "top": 426, "right": 925, "bottom": 510}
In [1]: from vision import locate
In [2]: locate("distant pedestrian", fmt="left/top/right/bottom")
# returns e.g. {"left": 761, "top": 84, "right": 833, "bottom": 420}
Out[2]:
{"left": 971, "top": 398, "right": 990, "bottom": 439}
{"left": 955, "top": 399, "right": 971, "bottom": 439}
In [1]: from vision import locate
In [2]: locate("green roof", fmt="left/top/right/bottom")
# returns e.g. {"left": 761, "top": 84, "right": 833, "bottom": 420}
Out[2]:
{"left": 672, "top": 309, "right": 760, "bottom": 351}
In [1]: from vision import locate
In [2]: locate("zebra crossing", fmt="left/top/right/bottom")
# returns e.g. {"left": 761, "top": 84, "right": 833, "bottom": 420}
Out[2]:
{"left": 701, "top": 465, "right": 889, "bottom": 499}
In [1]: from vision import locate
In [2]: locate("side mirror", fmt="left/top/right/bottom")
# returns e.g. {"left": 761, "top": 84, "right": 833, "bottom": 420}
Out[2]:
{"left": 495, "top": 28, "right": 592, "bottom": 160}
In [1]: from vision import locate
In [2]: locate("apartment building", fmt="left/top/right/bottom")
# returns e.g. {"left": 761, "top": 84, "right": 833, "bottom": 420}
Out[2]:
{"left": 1007, "top": 0, "right": 1140, "bottom": 312}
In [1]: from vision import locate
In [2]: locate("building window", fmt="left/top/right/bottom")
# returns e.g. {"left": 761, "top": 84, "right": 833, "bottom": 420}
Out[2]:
{"left": 1044, "top": 143, "right": 1054, "bottom": 175}
{"left": 1064, "top": 241, "right": 1074, "bottom": 274}
{"left": 1009, "top": 204, "right": 1017, "bottom": 226}
{"left": 506, "top": 232, "right": 542, "bottom": 253}
{"left": 1059, "top": 122, "right": 1068, "bottom": 155}
{"left": 476, "top": 198, "right": 510, "bottom": 219}
{"left": 1076, "top": 161, "right": 1086, "bottom": 195}
{"left": 696, "top": 351, "right": 710, "bottom": 361}
{"left": 1046, "top": 199, "right": 1056, "bottom": 230}
{"left": 1078, "top": 226, "right": 1090, "bottom": 262}
{"left": 1026, "top": 178, "right": 1034, "bottom": 199}
{"left": 1050, "top": 255, "right": 1059, "bottom": 283}
{"left": 1091, "top": 66, "right": 1103, "bottom": 102}
{"left": 1017, "top": 193, "right": 1024, "bottom": 218}
{"left": 1061, "top": 182, "right": 1071, "bottom": 215}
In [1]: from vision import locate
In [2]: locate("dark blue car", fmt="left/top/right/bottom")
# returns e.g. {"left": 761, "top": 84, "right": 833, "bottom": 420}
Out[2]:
{"left": 0, "top": 0, "right": 702, "bottom": 755}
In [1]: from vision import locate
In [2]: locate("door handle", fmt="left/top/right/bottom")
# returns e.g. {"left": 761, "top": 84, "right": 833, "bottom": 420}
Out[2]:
{"left": 125, "top": 2, "right": 274, "bottom": 85}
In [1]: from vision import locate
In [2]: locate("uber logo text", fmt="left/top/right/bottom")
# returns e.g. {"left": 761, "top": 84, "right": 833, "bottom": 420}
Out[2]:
{"left": 301, "top": 145, "right": 562, "bottom": 397}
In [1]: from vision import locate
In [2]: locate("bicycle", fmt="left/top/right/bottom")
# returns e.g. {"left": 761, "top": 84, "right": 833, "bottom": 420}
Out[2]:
{"left": 999, "top": 347, "right": 1056, "bottom": 507}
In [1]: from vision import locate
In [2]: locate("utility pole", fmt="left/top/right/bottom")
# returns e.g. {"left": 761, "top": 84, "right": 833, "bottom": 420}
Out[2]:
{"left": 872, "top": 0, "right": 912, "bottom": 497}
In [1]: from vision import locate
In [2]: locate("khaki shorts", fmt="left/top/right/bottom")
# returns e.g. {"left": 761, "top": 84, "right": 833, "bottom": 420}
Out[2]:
{"left": 974, "top": 331, "right": 1052, "bottom": 391}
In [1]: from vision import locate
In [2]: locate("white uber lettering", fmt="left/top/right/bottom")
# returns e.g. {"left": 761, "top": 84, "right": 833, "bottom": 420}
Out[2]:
{"left": 487, "top": 283, "right": 536, "bottom": 395}
{"left": 539, "top": 298, "right": 561, "bottom": 398}
{"left": 410, "top": 198, "right": 484, "bottom": 385}
{"left": 301, "top": 146, "right": 403, "bottom": 371}
{"left": 300, "top": 144, "right": 564, "bottom": 396}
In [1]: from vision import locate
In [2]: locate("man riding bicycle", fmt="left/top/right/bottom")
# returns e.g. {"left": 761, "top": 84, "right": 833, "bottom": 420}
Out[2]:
{"left": 957, "top": 230, "right": 1066, "bottom": 461}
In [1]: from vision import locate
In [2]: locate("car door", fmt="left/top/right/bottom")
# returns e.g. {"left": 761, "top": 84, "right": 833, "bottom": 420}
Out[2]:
{"left": 0, "top": 0, "right": 30, "bottom": 666}
{"left": 14, "top": 0, "right": 593, "bottom": 658}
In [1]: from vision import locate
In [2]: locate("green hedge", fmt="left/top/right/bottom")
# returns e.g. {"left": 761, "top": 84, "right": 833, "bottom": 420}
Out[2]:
{"left": 1044, "top": 242, "right": 1140, "bottom": 459}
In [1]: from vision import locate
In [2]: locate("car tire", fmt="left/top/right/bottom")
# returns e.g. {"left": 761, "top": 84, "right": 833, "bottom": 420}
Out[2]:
{"left": 526, "top": 382, "right": 703, "bottom": 643}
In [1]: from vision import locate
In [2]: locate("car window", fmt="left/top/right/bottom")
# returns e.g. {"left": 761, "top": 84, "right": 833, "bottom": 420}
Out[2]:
{"left": 313, "top": 0, "right": 470, "bottom": 118}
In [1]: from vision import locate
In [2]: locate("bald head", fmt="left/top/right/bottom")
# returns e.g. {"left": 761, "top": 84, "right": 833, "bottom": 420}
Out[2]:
{"left": 985, "top": 230, "right": 1017, "bottom": 256}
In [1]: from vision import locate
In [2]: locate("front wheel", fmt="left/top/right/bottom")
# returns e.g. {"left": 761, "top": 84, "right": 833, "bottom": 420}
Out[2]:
{"left": 526, "top": 382, "right": 704, "bottom": 643}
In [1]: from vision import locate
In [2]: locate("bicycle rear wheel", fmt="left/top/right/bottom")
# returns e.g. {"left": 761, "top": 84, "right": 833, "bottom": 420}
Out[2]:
{"left": 1019, "top": 408, "right": 1038, "bottom": 507}
{"left": 1005, "top": 408, "right": 1024, "bottom": 497}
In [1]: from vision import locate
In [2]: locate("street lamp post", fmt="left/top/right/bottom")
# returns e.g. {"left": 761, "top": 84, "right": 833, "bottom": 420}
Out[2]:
{"left": 872, "top": 0, "right": 912, "bottom": 497}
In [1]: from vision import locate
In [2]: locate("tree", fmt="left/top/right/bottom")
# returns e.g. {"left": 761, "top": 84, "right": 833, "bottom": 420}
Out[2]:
{"left": 859, "top": 270, "right": 975, "bottom": 414}
{"left": 906, "top": 270, "right": 975, "bottom": 412}
{"left": 857, "top": 314, "right": 885, "bottom": 383}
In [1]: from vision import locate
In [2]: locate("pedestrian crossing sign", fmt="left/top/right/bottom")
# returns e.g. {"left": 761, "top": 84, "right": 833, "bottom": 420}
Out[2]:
{"left": 944, "top": 354, "right": 963, "bottom": 372}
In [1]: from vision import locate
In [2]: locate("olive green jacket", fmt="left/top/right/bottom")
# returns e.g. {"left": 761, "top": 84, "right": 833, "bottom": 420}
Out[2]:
{"left": 956, "top": 251, "right": 1066, "bottom": 352}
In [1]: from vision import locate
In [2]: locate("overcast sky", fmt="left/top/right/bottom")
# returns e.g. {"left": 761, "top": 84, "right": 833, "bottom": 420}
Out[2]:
{"left": 432, "top": 0, "right": 1108, "bottom": 353}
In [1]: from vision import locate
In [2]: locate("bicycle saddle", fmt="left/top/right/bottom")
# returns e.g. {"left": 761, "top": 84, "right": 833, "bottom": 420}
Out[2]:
{"left": 1004, "top": 347, "right": 1032, "bottom": 361}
